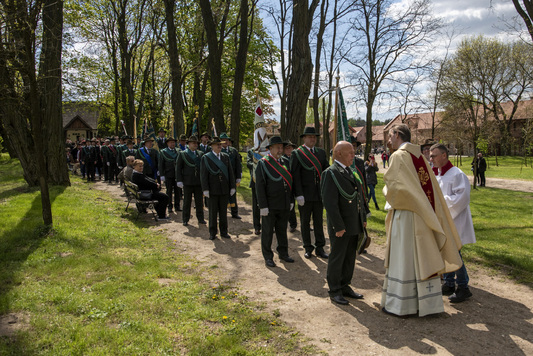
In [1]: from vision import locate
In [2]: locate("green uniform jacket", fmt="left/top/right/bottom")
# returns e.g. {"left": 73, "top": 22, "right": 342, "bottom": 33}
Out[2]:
{"left": 158, "top": 147, "right": 180, "bottom": 179}
{"left": 320, "top": 161, "right": 366, "bottom": 236}
{"left": 176, "top": 149, "right": 203, "bottom": 186}
{"left": 290, "top": 146, "right": 329, "bottom": 201}
{"left": 255, "top": 155, "right": 293, "bottom": 211}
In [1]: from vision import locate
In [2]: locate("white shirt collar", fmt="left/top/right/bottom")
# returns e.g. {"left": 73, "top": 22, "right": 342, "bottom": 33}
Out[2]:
{"left": 335, "top": 159, "right": 347, "bottom": 169}
{"left": 399, "top": 142, "right": 410, "bottom": 149}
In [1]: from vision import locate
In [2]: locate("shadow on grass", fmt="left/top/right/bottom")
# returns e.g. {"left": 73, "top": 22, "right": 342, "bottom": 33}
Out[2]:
{"left": 0, "top": 185, "right": 66, "bottom": 352}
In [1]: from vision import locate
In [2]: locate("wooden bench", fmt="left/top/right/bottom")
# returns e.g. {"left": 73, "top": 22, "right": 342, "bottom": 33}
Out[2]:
{"left": 123, "top": 180, "right": 160, "bottom": 221}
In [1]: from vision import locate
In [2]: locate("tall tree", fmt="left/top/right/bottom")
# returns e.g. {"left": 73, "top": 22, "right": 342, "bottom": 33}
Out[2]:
{"left": 284, "top": 0, "right": 319, "bottom": 143}
{"left": 229, "top": 0, "right": 256, "bottom": 150}
{"left": 0, "top": 0, "right": 67, "bottom": 226}
{"left": 199, "top": 0, "right": 231, "bottom": 133}
{"left": 262, "top": 0, "right": 293, "bottom": 132}
{"left": 345, "top": 0, "right": 440, "bottom": 158}
{"left": 163, "top": 0, "right": 185, "bottom": 135}
{"left": 512, "top": 0, "right": 533, "bottom": 42}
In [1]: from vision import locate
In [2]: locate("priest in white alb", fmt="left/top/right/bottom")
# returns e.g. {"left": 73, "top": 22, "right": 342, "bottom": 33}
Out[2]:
{"left": 430, "top": 143, "right": 476, "bottom": 303}
{"left": 381, "top": 124, "right": 463, "bottom": 317}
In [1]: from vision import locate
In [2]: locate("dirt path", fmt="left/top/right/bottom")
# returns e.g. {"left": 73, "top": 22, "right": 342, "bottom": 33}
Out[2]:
{"left": 97, "top": 182, "right": 533, "bottom": 355}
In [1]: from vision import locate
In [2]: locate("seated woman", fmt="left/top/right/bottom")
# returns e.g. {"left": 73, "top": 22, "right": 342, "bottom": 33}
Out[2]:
{"left": 131, "top": 159, "right": 170, "bottom": 220}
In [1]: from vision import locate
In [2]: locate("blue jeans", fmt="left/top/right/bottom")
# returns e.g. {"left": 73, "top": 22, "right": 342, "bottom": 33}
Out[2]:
{"left": 367, "top": 184, "right": 378, "bottom": 206}
{"left": 443, "top": 251, "right": 469, "bottom": 288}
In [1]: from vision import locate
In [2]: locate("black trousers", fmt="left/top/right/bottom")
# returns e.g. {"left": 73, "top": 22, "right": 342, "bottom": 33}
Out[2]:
{"left": 229, "top": 193, "right": 239, "bottom": 216}
{"left": 327, "top": 233, "right": 359, "bottom": 296}
{"left": 152, "top": 191, "right": 169, "bottom": 218}
{"left": 298, "top": 201, "right": 326, "bottom": 253}
{"left": 478, "top": 171, "right": 486, "bottom": 186}
{"left": 164, "top": 177, "right": 181, "bottom": 210}
{"left": 288, "top": 199, "right": 297, "bottom": 229}
{"left": 251, "top": 184, "right": 261, "bottom": 231}
{"left": 261, "top": 209, "right": 290, "bottom": 260}
{"left": 107, "top": 162, "right": 119, "bottom": 182}
{"left": 183, "top": 185, "right": 204, "bottom": 222}
{"left": 86, "top": 161, "right": 95, "bottom": 181}
{"left": 103, "top": 162, "right": 109, "bottom": 181}
{"left": 208, "top": 194, "right": 229, "bottom": 236}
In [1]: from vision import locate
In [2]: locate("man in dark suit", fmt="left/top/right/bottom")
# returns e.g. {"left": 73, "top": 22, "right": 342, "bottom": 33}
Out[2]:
{"left": 176, "top": 135, "right": 206, "bottom": 226}
{"left": 198, "top": 132, "right": 211, "bottom": 153}
{"left": 81, "top": 138, "right": 98, "bottom": 182}
{"left": 255, "top": 136, "right": 295, "bottom": 267}
{"left": 321, "top": 141, "right": 367, "bottom": 305}
{"left": 119, "top": 139, "right": 137, "bottom": 169}
{"left": 200, "top": 137, "right": 236, "bottom": 240}
{"left": 290, "top": 126, "right": 330, "bottom": 259}
{"left": 283, "top": 141, "right": 298, "bottom": 233}
{"left": 178, "top": 134, "right": 187, "bottom": 151}
{"left": 246, "top": 148, "right": 261, "bottom": 235}
{"left": 156, "top": 129, "right": 168, "bottom": 150}
{"left": 220, "top": 133, "right": 242, "bottom": 219}
{"left": 135, "top": 137, "right": 159, "bottom": 179}
{"left": 158, "top": 137, "right": 181, "bottom": 213}
{"left": 104, "top": 137, "right": 120, "bottom": 183}
{"left": 350, "top": 137, "right": 369, "bottom": 214}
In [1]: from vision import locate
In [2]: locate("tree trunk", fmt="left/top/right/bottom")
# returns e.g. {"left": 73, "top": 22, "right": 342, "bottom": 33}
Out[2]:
{"left": 313, "top": 0, "right": 327, "bottom": 147}
{"left": 164, "top": 0, "right": 185, "bottom": 136}
{"left": 284, "top": 0, "right": 319, "bottom": 143}
{"left": 40, "top": 0, "right": 69, "bottom": 186}
{"left": 230, "top": 0, "right": 252, "bottom": 150}
{"left": 199, "top": 0, "right": 228, "bottom": 133}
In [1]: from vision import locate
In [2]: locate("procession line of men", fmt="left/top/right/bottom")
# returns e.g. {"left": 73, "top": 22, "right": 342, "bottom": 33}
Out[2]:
{"left": 106, "top": 123, "right": 475, "bottom": 317}
{"left": 247, "top": 124, "right": 475, "bottom": 314}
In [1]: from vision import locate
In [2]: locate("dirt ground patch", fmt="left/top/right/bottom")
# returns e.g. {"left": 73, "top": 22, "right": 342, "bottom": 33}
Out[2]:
{"left": 97, "top": 181, "right": 533, "bottom": 355}
{"left": 0, "top": 313, "right": 29, "bottom": 338}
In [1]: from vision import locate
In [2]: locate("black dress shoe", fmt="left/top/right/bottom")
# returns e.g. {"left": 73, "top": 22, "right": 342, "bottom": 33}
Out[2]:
{"left": 289, "top": 227, "right": 297, "bottom": 233}
{"left": 304, "top": 252, "right": 313, "bottom": 259}
{"left": 265, "top": 259, "right": 276, "bottom": 267}
{"left": 254, "top": 230, "right": 261, "bottom": 235}
{"left": 231, "top": 215, "right": 242, "bottom": 219}
{"left": 279, "top": 256, "right": 295, "bottom": 263}
{"left": 449, "top": 287, "right": 472, "bottom": 303}
{"left": 441, "top": 284, "right": 455, "bottom": 296}
{"left": 221, "top": 233, "right": 231, "bottom": 239}
{"left": 342, "top": 289, "right": 364, "bottom": 299}
{"left": 198, "top": 220, "right": 207, "bottom": 224}
{"left": 315, "top": 250, "right": 329, "bottom": 259}
{"left": 209, "top": 235, "right": 216, "bottom": 240}
{"left": 330, "top": 295, "right": 349, "bottom": 305}
{"left": 183, "top": 221, "right": 189, "bottom": 227}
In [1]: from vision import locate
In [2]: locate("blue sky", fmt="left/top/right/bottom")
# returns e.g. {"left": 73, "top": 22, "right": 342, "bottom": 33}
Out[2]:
{"left": 265, "top": 0, "right": 524, "bottom": 123}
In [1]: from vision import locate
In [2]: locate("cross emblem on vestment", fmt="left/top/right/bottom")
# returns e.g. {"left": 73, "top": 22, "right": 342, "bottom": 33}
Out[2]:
{"left": 426, "top": 282, "right": 433, "bottom": 293}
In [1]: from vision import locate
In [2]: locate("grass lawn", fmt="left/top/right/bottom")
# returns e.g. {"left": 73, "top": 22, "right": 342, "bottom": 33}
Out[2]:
{"left": 450, "top": 155, "right": 533, "bottom": 181}
{"left": 240, "top": 169, "right": 533, "bottom": 286}
{"left": 0, "top": 155, "right": 316, "bottom": 355}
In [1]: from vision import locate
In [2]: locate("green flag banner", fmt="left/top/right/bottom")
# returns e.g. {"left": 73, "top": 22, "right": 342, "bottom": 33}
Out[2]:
{"left": 337, "top": 88, "right": 351, "bottom": 143}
